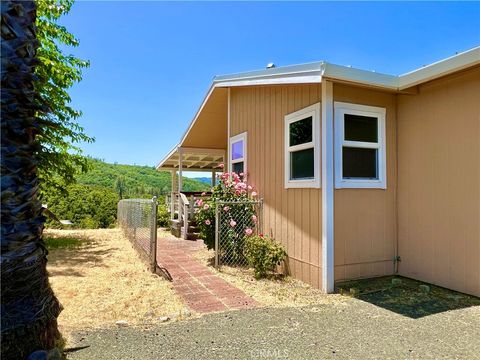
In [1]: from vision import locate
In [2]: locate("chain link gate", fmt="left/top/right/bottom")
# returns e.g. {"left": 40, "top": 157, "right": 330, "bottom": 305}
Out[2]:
{"left": 215, "top": 199, "right": 263, "bottom": 268}
{"left": 117, "top": 197, "right": 158, "bottom": 272}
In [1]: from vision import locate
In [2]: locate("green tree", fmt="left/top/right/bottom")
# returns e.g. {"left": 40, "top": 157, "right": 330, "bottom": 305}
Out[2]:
{"left": 114, "top": 175, "right": 126, "bottom": 199}
{"left": 1, "top": 1, "right": 61, "bottom": 358}
{"left": 35, "top": 0, "right": 93, "bottom": 192}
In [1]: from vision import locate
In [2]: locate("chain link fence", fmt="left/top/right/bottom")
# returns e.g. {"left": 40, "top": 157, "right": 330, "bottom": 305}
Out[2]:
{"left": 215, "top": 199, "right": 263, "bottom": 268}
{"left": 118, "top": 197, "right": 158, "bottom": 272}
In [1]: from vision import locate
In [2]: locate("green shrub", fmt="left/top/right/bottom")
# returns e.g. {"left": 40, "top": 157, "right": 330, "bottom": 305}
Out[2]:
{"left": 244, "top": 234, "right": 286, "bottom": 279}
{"left": 195, "top": 172, "right": 258, "bottom": 251}
{"left": 157, "top": 204, "right": 170, "bottom": 227}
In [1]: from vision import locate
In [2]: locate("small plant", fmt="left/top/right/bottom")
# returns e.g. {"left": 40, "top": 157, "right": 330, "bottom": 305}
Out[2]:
{"left": 244, "top": 234, "right": 286, "bottom": 279}
{"left": 391, "top": 278, "right": 403, "bottom": 287}
{"left": 157, "top": 204, "right": 170, "bottom": 227}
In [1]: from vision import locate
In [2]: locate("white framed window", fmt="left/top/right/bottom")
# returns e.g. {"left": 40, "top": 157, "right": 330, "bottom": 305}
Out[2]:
{"left": 284, "top": 103, "right": 321, "bottom": 189}
{"left": 334, "top": 102, "right": 386, "bottom": 189}
{"left": 229, "top": 132, "right": 247, "bottom": 175}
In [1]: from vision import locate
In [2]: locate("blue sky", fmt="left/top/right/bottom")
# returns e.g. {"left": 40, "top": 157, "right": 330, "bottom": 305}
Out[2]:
{"left": 63, "top": 1, "right": 480, "bottom": 170}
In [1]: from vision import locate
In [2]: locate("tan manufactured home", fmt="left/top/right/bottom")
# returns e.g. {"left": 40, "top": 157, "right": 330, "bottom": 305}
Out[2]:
{"left": 157, "top": 47, "right": 480, "bottom": 297}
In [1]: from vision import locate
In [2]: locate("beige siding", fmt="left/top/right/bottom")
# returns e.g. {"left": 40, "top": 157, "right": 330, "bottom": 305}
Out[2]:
{"left": 397, "top": 67, "right": 480, "bottom": 296}
{"left": 230, "top": 85, "right": 323, "bottom": 289}
{"left": 333, "top": 84, "right": 398, "bottom": 282}
{"left": 229, "top": 69, "right": 479, "bottom": 296}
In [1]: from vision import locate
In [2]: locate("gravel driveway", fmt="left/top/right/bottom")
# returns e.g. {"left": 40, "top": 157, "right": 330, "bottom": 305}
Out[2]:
{"left": 67, "top": 297, "right": 480, "bottom": 360}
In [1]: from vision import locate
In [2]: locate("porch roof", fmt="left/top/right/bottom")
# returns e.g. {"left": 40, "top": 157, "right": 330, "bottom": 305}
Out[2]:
{"left": 156, "top": 146, "right": 225, "bottom": 171}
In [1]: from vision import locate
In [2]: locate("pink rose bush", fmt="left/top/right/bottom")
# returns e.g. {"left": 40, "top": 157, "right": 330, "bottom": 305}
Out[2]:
{"left": 195, "top": 171, "right": 260, "bottom": 258}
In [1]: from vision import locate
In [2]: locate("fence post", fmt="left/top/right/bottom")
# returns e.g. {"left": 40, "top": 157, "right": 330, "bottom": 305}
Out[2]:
{"left": 133, "top": 204, "right": 137, "bottom": 241}
{"left": 150, "top": 196, "right": 158, "bottom": 273}
{"left": 215, "top": 202, "right": 219, "bottom": 268}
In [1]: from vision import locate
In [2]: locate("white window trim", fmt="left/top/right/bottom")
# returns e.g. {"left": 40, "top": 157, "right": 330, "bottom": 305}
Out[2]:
{"left": 229, "top": 131, "right": 247, "bottom": 176}
{"left": 334, "top": 102, "right": 387, "bottom": 189}
{"left": 284, "top": 102, "right": 321, "bottom": 189}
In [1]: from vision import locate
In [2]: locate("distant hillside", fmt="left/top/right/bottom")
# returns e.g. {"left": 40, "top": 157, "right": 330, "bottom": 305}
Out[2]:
{"left": 77, "top": 159, "right": 210, "bottom": 196}
{"left": 192, "top": 177, "right": 213, "bottom": 185}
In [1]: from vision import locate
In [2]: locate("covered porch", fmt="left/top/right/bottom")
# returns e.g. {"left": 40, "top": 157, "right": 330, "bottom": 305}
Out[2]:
{"left": 157, "top": 146, "right": 225, "bottom": 240}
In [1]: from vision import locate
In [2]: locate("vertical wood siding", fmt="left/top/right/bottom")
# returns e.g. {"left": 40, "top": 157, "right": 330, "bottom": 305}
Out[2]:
{"left": 333, "top": 84, "right": 398, "bottom": 282}
{"left": 230, "top": 84, "right": 323, "bottom": 288}
{"left": 397, "top": 67, "right": 480, "bottom": 296}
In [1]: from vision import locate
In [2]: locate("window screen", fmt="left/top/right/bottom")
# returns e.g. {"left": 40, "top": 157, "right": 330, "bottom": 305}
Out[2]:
{"left": 290, "top": 148, "right": 314, "bottom": 180}
{"left": 232, "top": 162, "right": 244, "bottom": 174}
{"left": 344, "top": 114, "right": 378, "bottom": 143}
{"left": 289, "top": 117, "right": 312, "bottom": 146}
{"left": 342, "top": 147, "right": 378, "bottom": 179}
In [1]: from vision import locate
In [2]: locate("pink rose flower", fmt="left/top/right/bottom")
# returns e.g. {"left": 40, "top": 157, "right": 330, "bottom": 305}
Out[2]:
{"left": 252, "top": 215, "right": 257, "bottom": 223}
{"left": 229, "top": 220, "right": 237, "bottom": 227}
{"left": 218, "top": 163, "right": 224, "bottom": 169}
{"left": 251, "top": 191, "right": 257, "bottom": 197}
{"left": 203, "top": 204, "right": 210, "bottom": 210}
{"left": 245, "top": 228, "right": 253, "bottom": 236}
{"left": 197, "top": 199, "right": 204, "bottom": 207}
{"left": 201, "top": 192, "right": 206, "bottom": 196}
{"left": 205, "top": 219, "right": 211, "bottom": 225}
{"left": 223, "top": 206, "right": 230, "bottom": 212}
{"left": 248, "top": 185, "right": 253, "bottom": 190}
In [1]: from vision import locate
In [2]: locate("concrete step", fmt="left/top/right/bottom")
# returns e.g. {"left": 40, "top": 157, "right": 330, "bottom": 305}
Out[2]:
{"left": 181, "top": 227, "right": 201, "bottom": 241}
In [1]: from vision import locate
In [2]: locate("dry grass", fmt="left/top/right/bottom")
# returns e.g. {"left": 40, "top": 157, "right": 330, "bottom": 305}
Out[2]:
{"left": 191, "top": 246, "right": 344, "bottom": 308}
{"left": 45, "top": 229, "right": 185, "bottom": 339}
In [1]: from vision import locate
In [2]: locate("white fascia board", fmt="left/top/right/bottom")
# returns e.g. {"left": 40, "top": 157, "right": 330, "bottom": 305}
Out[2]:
{"left": 156, "top": 145, "right": 179, "bottom": 170}
{"left": 398, "top": 46, "right": 480, "bottom": 89}
{"left": 213, "top": 62, "right": 324, "bottom": 83}
{"left": 214, "top": 75, "right": 321, "bottom": 87}
{"left": 321, "top": 62, "right": 399, "bottom": 90}
{"left": 213, "top": 63, "right": 322, "bottom": 87}
{"left": 213, "top": 61, "right": 398, "bottom": 89}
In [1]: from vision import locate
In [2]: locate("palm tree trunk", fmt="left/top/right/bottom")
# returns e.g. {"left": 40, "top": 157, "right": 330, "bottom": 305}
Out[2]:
{"left": 1, "top": 1, "right": 62, "bottom": 359}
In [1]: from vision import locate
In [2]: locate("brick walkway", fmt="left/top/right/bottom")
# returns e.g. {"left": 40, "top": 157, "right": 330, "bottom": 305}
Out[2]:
{"left": 156, "top": 236, "right": 257, "bottom": 313}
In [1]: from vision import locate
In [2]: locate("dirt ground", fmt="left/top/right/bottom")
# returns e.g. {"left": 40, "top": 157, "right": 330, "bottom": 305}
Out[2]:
{"left": 188, "top": 237, "right": 344, "bottom": 308}
{"left": 47, "top": 228, "right": 340, "bottom": 345}
{"left": 48, "top": 228, "right": 480, "bottom": 358}
{"left": 45, "top": 229, "right": 185, "bottom": 341}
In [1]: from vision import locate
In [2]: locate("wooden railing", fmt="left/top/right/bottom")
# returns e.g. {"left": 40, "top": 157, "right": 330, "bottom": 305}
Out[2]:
{"left": 167, "top": 191, "right": 212, "bottom": 239}
{"left": 179, "top": 193, "right": 192, "bottom": 239}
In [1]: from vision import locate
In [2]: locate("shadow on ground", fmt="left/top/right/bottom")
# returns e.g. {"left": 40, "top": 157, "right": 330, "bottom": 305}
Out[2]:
{"left": 46, "top": 233, "right": 113, "bottom": 276}
{"left": 335, "top": 276, "right": 480, "bottom": 319}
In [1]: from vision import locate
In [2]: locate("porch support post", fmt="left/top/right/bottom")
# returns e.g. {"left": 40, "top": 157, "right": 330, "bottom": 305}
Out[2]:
{"left": 211, "top": 170, "right": 216, "bottom": 187}
{"left": 227, "top": 88, "right": 231, "bottom": 173}
{"left": 170, "top": 170, "right": 176, "bottom": 220}
{"left": 321, "top": 80, "right": 334, "bottom": 293}
{"left": 178, "top": 147, "right": 183, "bottom": 193}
